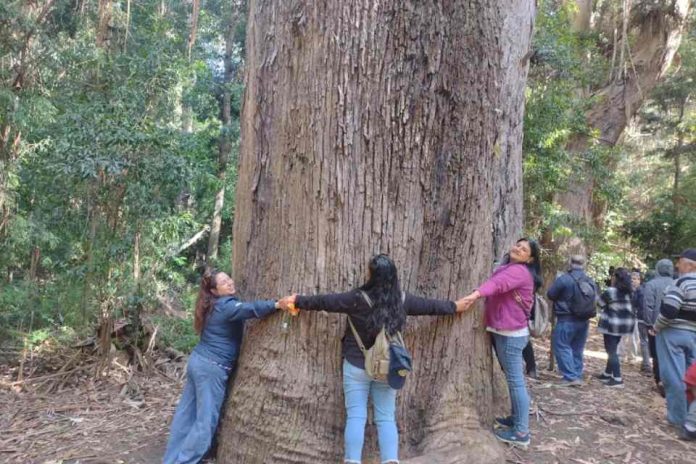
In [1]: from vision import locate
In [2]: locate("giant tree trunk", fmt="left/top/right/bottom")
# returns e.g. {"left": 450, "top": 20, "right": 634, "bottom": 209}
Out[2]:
{"left": 552, "top": 0, "right": 691, "bottom": 255}
{"left": 219, "top": 1, "right": 535, "bottom": 463}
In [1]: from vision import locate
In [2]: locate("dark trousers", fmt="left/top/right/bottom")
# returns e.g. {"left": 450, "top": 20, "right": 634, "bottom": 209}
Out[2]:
{"left": 603, "top": 334, "right": 622, "bottom": 379}
{"left": 523, "top": 341, "right": 537, "bottom": 374}
{"left": 648, "top": 333, "right": 661, "bottom": 384}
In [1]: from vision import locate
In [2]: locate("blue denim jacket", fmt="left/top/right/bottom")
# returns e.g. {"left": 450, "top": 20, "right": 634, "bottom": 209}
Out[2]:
{"left": 193, "top": 296, "right": 276, "bottom": 368}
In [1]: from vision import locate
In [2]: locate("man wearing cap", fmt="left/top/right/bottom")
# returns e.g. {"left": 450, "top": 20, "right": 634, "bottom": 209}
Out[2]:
{"left": 655, "top": 248, "right": 696, "bottom": 427}
{"left": 547, "top": 255, "right": 598, "bottom": 386}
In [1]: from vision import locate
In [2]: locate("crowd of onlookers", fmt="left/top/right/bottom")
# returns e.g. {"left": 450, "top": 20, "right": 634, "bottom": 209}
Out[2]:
{"left": 542, "top": 249, "right": 696, "bottom": 441}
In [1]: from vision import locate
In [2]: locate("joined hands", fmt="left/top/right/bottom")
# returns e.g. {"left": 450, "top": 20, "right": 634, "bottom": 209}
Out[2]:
{"left": 277, "top": 294, "right": 300, "bottom": 316}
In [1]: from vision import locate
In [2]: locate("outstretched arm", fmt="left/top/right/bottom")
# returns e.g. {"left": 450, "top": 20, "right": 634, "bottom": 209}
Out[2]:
{"left": 287, "top": 290, "right": 366, "bottom": 315}
{"left": 404, "top": 294, "right": 457, "bottom": 316}
{"left": 221, "top": 299, "right": 279, "bottom": 322}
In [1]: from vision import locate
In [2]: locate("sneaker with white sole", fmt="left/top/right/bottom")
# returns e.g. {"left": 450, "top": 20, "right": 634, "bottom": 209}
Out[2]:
{"left": 494, "top": 428, "right": 530, "bottom": 449}
{"left": 558, "top": 379, "right": 583, "bottom": 387}
{"left": 604, "top": 378, "right": 624, "bottom": 388}
{"left": 594, "top": 372, "right": 612, "bottom": 382}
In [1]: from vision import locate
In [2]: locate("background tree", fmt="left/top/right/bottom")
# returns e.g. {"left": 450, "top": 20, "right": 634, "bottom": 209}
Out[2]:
{"left": 217, "top": 1, "right": 536, "bottom": 463}
{"left": 623, "top": 27, "right": 696, "bottom": 259}
{"left": 0, "top": 0, "right": 246, "bottom": 352}
{"left": 551, "top": 0, "right": 691, "bottom": 256}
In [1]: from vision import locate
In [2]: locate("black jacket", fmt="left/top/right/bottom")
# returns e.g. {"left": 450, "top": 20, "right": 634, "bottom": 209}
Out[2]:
{"left": 295, "top": 289, "right": 455, "bottom": 369}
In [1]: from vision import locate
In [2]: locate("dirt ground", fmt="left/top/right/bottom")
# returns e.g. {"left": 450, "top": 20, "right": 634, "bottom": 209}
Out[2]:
{"left": 508, "top": 332, "right": 696, "bottom": 464}
{"left": 1, "top": 331, "right": 695, "bottom": 464}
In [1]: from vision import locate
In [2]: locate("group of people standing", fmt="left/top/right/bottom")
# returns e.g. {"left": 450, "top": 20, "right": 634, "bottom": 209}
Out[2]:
{"left": 545, "top": 248, "right": 696, "bottom": 443}
{"left": 162, "top": 242, "right": 696, "bottom": 464}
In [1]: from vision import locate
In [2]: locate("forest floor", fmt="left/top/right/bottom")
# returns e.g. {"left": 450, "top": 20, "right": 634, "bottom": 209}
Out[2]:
{"left": 1, "top": 331, "right": 695, "bottom": 464}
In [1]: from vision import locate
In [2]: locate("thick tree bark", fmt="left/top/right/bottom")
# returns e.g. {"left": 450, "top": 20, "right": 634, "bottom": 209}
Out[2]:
{"left": 219, "top": 1, "right": 535, "bottom": 463}
{"left": 552, "top": 0, "right": 691, "bottom": 255}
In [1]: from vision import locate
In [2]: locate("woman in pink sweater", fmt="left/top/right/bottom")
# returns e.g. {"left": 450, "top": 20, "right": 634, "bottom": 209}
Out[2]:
{"left": 459, "top": 238, "right": 543, "bottom": 449}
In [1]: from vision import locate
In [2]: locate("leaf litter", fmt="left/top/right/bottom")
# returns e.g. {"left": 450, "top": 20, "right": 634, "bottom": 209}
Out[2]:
{"left": 1, "top": 329, "right": 695, "bottom": 463}
{"left": 505, "top": 330, "right": 696, "bottom": 464}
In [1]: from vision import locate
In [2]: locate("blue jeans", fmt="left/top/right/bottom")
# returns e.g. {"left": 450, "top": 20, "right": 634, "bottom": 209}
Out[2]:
{"left": 656, "top": 328, "right": 696, "bottom": 426}
{"left": 343, "top": 359, "right": 398, "bottom": 463}
{"left": 492, "top": 334, "right": 530, "bottom": 435}
{"left": 552, "top": 319, "right": 589, "bottom": 381}
{"left": 163, "top": 351, "right": 230, "bottom": 464}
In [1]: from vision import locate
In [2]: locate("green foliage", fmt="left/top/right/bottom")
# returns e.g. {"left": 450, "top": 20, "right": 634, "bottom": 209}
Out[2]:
{"left": 523, "top": 0, "right": 616, "bottom": 240}
{"left": 0, "top": 0, "right": 247, "bottom": 349}
{"left": 622, "top": 26, "right": 696, "bottom": 261}
{"left": 151, "top": 315, "right": 199, "bottom": 354}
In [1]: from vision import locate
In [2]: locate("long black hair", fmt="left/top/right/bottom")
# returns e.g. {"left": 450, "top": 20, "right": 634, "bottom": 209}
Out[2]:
{"left": 613, "top": 267, "right": 633, "bottom": 297}
{"left": 501, "top": 238, "right": 544, "bottom": 292}
{"left": 359, "top": 254, "right": 406, "bottom": 336}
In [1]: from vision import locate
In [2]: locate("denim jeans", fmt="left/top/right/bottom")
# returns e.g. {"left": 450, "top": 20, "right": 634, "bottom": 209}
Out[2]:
{"left": 552, "top": 319, "right": 589, "bottom": 381}
{"left": 492, "top": 333, "right": 530, "bottom": 435}
{"left": 492, "top": 340, "right": 536, "bottom": 375}
{"left": 343, "top": 359, "right": 398, "bottom": 464}
{"left": 656, "top": 328, "right": 696, "bottom": 426}
{"left": 603, "top": 334, "right": 622, "bottom": 380}
{"left": 163, "top": 351, "right": 230, "bottom": 464}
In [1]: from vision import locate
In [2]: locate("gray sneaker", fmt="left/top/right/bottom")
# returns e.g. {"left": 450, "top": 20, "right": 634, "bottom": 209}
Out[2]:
{"left": 558, "top": 379, "right": 583, "bottom": 387}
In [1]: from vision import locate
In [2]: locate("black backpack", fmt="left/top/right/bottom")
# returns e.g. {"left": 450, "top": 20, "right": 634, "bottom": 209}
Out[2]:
{"left": 568, "top": 272, "right": 597, "bottom": 320}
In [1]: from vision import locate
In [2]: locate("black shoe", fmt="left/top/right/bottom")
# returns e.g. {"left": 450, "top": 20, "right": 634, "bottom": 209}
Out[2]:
{"left": 656, "top": 382, "right": 666, "bottom": 398}
{"left": 594, "top": 372, "right": 612, "bottom": 383}
{"left": 604, "top": 378, "right": 624, "bottom": 388}
{"left": 679, "top": 427, "right": 696, "bottom": 441}
{"left": 527, "top": 369, "right": 539, "bottom": 380}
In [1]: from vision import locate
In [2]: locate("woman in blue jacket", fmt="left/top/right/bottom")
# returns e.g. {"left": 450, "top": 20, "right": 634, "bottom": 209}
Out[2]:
{"left": 163, "top": 268, "right": 280, "bottom": 464}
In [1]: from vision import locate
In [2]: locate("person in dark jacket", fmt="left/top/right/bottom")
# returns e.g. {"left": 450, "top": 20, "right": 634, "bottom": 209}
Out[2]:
{"left": 547, "top": 255, "right": 597, "bottom": 386}
{"left": 278, "top": 254, "right": 468, "bottom": 464}
{"left": 639, "top": 259, "right": 675, "bottom": 387}
{"left": 596, "top": 268, "right": 635, "bottom": 388}
{"left": 163, "top": 268, "right": 280, "bottom": 464}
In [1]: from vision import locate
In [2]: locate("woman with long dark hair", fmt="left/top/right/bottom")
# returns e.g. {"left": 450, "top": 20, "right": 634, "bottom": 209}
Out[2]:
{"left": 457, "top": 238, "right": 543, "bottom": 449}
{"left": 278, "top": 254, "right": 468, "bottom": 464}
{"left": 596, "top": 267, "right": 636, "bottom": 388}
{"left": 163, "top": 268, "right": 281, "bottom": 464}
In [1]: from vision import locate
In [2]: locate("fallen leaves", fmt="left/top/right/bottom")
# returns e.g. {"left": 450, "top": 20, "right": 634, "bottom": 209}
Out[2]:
{"left": 504, "top": 330, "right": 696, "bottom": 464}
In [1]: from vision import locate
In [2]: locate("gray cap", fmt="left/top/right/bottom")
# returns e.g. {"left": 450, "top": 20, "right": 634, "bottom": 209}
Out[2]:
{"left": 655, "top": 258, "right": 674, "bottom": 277}
{"left": 569, "top": 255, "right": 586, "bottom": 266}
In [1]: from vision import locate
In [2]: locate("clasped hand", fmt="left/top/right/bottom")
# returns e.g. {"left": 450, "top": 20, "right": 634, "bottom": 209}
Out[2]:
{"left": 454, "top": 290, "right": 480, "bottom": 314}
{"left": 277, "top": 294, "right": 300, "bottom": 315}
